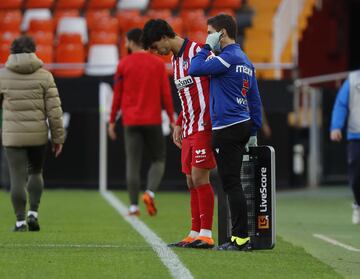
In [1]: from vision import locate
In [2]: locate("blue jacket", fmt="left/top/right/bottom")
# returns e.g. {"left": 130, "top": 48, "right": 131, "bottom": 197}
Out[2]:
{"left": 331, "top": 79, "right": 360, "bottom": 140}
{"left": 188, "top": 43, "right": 262, "bottom": 135}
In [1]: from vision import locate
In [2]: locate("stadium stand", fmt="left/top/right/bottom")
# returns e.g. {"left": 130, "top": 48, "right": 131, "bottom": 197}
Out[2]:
{"left": 182, "top": 0, "right": 211, "bottom": 9}
{"left": 86, "top": 44, "right": 118, "bottom": 76}
{"left": 57, "top": 17, "right": 88, "bottom": 43}
{"left": 150, "top": 0, "right": 179, "bottom": 10}
{"left": 0, "top": 0, "right": 22, "bottom": 9}
{"left": 53, "top": 9, "right": 80, "bottom": 31}
{"left": 117, "top": 0, "right": 149, "bottom": 10}
{"left": 87, "top": 0, "right": 117, "bottom": 9}
{"left": 0, "top": 10, "right": 22, "bottom": 32}
{"left": 55, "top": 0, "right": 86, "bottom": 9}
{"left": 21, "top": 9, "right": 52, "bottom": 31}
{"left": 25, "top": 0, "right": 54, "bottom": 9}
{"left": 54, "top": 33, "right": 85, "bottom": 77}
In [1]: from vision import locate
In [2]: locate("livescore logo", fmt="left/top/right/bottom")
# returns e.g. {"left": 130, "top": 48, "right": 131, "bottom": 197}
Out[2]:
{"left": 258, "top": 167, "right": 270, "bottom": 230}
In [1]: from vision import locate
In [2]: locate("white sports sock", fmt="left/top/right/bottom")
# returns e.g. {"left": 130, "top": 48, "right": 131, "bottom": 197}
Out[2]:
{"left": 199, "top": 229, "right": 212, "bottom": 238}
{"left": 28, "top": 211, "right": 38, "bottom": 218}
{"left": 16, "top": 220, "right": 26, "bottom": 227}
{"left": 129, "top": 205, "right": 139, "bottom": 213}
{"left": 188, "top": 230, "right": 199, "bottom": 238}
{"left": 146, "top": 190, "right": 155, "bottom": 199}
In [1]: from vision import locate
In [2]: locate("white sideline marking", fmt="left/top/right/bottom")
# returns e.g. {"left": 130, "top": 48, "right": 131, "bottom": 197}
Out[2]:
{"left": 101, "top": 191, "right": 194, "bottom": 279}
{"left": 0, "top": 244, "right": 124, "bottom": 249}
{"left": 313, "top": 234, "right": 360, "bottom": 252}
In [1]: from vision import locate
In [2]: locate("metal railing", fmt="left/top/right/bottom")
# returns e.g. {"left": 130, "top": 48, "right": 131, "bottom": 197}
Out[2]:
{"left": 294, "top": 71, "right": 350, "bottom": 187}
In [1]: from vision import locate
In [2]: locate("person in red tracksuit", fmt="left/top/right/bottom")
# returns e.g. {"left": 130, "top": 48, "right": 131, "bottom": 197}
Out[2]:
{"left": 108, "top": 28, "right": 175, "bottom": 216}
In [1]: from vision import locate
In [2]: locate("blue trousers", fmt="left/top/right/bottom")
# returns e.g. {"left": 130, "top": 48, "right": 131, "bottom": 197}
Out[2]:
{"left": 348, "top": 140, "right": 360, "bottom": 206}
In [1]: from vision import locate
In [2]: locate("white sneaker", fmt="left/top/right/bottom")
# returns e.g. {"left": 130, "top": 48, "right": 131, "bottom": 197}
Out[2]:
{"left": 352, "top": 204, "right": 360, "bottom": 225}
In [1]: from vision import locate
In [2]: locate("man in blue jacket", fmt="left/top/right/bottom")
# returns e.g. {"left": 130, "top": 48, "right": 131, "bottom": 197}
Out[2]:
{"left": 189, "top": 14, "right": 262, "bottom": 250}
{"left": 330, "top": 73, "right": 360, "bottom": 225}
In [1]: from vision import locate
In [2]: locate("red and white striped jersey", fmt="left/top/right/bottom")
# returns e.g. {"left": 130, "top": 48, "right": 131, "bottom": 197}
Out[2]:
{"left": 172, "top": 39, "right": 212, "bottom": 138}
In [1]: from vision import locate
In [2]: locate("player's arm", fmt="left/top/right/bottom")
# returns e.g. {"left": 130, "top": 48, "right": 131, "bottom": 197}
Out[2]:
{"left": 330, "top": 79, "right": 350, "bottom": 141}
{"left": 173, "top": 111, "right": 183, "bottom": 149}
{"left": 188, "top": 47, "right": 230, "bottom": 76}
{"left": 246, "top": 73, "right": 263, "bottom": 136}
{"left": 108, "top": 63, "right": 124, "bottom": 140}
{"left": 331, "top": 79, "right": 350, "bottom": 131}
{"left": 161, "top": 64, "right": 175, "bottom": 125}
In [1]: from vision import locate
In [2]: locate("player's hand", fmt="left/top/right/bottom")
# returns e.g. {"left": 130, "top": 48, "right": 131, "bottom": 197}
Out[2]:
{"left": 108, "top": 123, "right": 117, "bottom": 141}
{"left": 205, "top": 32, "right": 222, "bottom": 50}
{"left": 245, "top": 136, "right": 257, "bottom": 152}
{"left": 172, "top": 125, "right": 182, "bottom": 149}
{"left": 52, "top": 143, "right": 63, "bottom": 158}
{"left": 330, "top": 129, "right": 342, "bottom": 142}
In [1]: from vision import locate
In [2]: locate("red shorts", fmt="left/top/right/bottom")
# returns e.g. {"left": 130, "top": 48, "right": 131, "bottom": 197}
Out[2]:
{"left": 181, "top": 131, "right": 216, "bottom": 175}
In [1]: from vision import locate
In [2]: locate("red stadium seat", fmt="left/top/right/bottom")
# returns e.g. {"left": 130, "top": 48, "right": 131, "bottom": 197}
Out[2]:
{"left": 86, "top": 9, "right": 110, "bottom": 30}
{"left": 28, "top": 31, "right": 54, "bottom": 45}
{"left": 212, "top": 0, "right": 242, "bottom": 9}
{"left": 117, "top": 10, "right": 148, "bottom": 34}
{"left": 54, "top": 33, "right": 85, "bottom": 77}
{"left": 150, "top": 0, "right": 179, "bottom": 10}
{"left": 166, "top": 17, "right": 183, "bottom": 35}
{"left": 25, "top": 0, "right": 54, "bottom": 9}
{"left": 53, "top": 9, "right": 79, "bottom": 31}
{"left": 28, "top": 19, "right": 54, "bottom": 33}
{"left": 89, "top": 31, "right": 118, "bottom": 45}
{"left": 0, "top": 0, "right": 22, "bottom": 9}
{"left": 146, "top": 9, "right": 172, "bottom": 19}
{"left": 180, "top": 10, "right": 207, "bottom": 33}
{"left": 0, "top": 31, "right": 20, "bottom": 63}
{"left": 55, "top": 0, "right": 85, "bottom": 9}
{"left": 0, "top": 10, "right": 22, "bottom": 32}
{"left": 35, "top": 44, "right": 53, "bottom": 63}
{"left": 87, "top": 0, "right": 116, "bottom": 9}
{"left": 88, "top": 15, "right": 117, "bottom": 34}
{"left": 209, "top": 8, "right": 236, "bottom": 17}
{"left": 182, "top": 0, "right": 210, "bottom": 9}
{"left": 187, "top": 31, "right": 207, "bottom": 44}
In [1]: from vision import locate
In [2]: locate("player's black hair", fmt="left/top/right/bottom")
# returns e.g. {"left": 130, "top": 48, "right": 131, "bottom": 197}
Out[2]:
{"left": 126, "top": 28, "right": 143, "bottom": 47}
{"left": 207, "top": 14, "right": 237, "bottom": 40}
{"left": 10, "top": 35, "right": 36, "bottom": 54}
{"left": 142, "top": 19, "right": 176, "bottom": 49}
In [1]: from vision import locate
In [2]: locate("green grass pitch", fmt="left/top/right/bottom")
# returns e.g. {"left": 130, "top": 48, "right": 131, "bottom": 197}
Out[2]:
{"left": 0, "top": 187, "right": 359, "bottom": 278}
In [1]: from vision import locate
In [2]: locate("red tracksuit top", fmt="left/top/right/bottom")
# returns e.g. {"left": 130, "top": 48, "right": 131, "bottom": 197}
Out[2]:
{"left": 109, "top": 52, "right": 175, "bottom": 126}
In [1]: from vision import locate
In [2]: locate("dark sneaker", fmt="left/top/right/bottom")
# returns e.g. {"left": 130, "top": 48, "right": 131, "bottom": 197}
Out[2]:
{"left": 183, "top": 236, "right": 215, "bottom": 249}
{"left": 215, "top": 238, "right": 252, "bottom": 251}
{"left": 168, "top": 236, "right": 195, "bottom": 247}
{"left": 13, "top": 224, "right": 27, "bottom": 232}
{"left": 27, "top": 215, "right": 40, "bottom": 231}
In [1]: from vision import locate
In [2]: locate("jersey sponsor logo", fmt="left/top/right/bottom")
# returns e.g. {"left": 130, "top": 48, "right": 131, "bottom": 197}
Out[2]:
{"left": 236, "top": 65, "right": 253, "bottom": 76}
{"left": 195, "top": 159, "right": 206, "bottom": 164}
{"left": 175, "top": 76, "right": 194, "bottom": 90}
{"left": 236, "top": 97, "right": 248, "bottom": 105}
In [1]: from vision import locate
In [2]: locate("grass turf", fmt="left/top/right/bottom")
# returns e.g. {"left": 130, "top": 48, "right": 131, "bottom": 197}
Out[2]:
{"left": 0, "top": 188, "right": 349, "bottom": 279}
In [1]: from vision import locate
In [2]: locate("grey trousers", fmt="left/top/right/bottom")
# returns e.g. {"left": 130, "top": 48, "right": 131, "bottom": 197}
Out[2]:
{"left": 5, "top": 145, "right": 47, "bottom": 221}
{"left": 124, "top": 125, "right": 166, "bottom": 205}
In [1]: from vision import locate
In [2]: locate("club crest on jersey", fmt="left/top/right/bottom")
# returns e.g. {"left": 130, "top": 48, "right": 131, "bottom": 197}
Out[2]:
{"left": 182, "top": 59, "right": 189, "bottom": 70}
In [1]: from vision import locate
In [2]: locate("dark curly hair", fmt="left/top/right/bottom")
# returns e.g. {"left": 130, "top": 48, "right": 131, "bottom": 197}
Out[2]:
{"left": 126, "top": 28, "right": 143, "bottom": 47}
{"left": 10, "top": 35, "right": 36, "bottom": 54}
{"left": 142, "top": 19, "right": 176, "bottom": 49}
